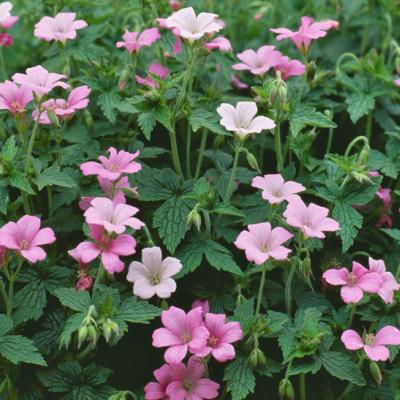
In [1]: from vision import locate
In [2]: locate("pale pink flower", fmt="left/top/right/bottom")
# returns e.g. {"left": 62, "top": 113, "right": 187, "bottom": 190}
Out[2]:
{"left": 152, "top": 306, "right": 209, "bottom": 364}
{"left": 252, "top": 174, "right": 305, "bottom": 204}
{"left": 341, "top": 326, "right": 400, "bottom": 361}
{"left": 376, "top": 187, "right": 392, "bottom": 211}
{"left": 116, "top": 28, "right": 160, "bottom": 54}
{"left": 230, "top": 74, "right": 248, "bottom": 90}
{"left": 217, "top": 101, "right": 275, "bottom": 139}
{"left": 136, "top": 63, "right": 169, "bottom": 89}
{"left": 234, "top": 222, "right": 293, "bottom": 265}
{"left": 84, "top": 197, "right": 144, "bottom": 235}
{"left": 80, "top": 147, "right": 141, "bottom": 182}
{"left": 145, "top": 364, "right": 173, "bottom": 400}
{"left": 0, "top": 32, "right": 12, "bottom": 46}
{"left": 204, "top": 36, "right": 232, "bottom": 52}
{"left": 68, "top": 225, "right": 136, "bottom": 274}
{"left": 192, "top": 299, "right": 210, "bottom": 317}
{"left": 0, "top": 80, "right": 33, "bottom": 114}
{"left": 323, "top": 262, "right": 382, "bottom": 304}
{"left": 127, "top": 246, "right": 182, "bottom": 299}
{"left": 1, "top": 15, "right": 18, "bottom": 29}
{"left": 368, "top": 258, "right": 399, "bottom": 304}
{"left": 165, "top": 7, "right": 222, "bottom": 41}
{"left": 191, "top": 313, "right": 243, "bottom": 362}
{"left": 395, "top": 79, "right": 400, "bottom": 86}
{"left": 283, "top": 196, "right": 339, "bottom": 238}
{"left": 271, "top": 16, "right": 339, "bottom": 51}
{"left": 157, "top": 18, "right": 182, "bottom": 55}
{"left": 12, "top": 65, "right": 69, "bottom": 98}
{"left": 232, "top": 45, "right": 282, "bottom": 76}
{"left": 275, "top": 56, "right": 306, "bottom": 80}
{"left": 34, "top": 12, "right": 87, "bottom": 43}
{"left": 0, "top": 215, "right": 56, "bottom": 263}
{"left": 166, "top": 356, "right": 220, "bottom": 400}
{"left": 0, "top": 2, "right": 12, "bottom": 23}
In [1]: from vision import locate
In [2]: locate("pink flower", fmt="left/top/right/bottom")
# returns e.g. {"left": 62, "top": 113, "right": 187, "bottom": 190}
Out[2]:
{"left": 323, "top": 262, "right": 382, "bottom": 303}
{"left": 34, "top": 13, "right": 87, "bottom": 43}
{"left": 157, "top": 18, "right": 182, "bottom": 55}
{"left": 0, "top": 32, "right": 12, "bottom": 46}
{"left": 232, "top": 45, "right": 282, "bottom": 76}
{"left": 116, "top": 28, "right": 160, "bottom": 54}
{"left": 341, "top": 326, "right": 400, "bottom": 361}
{"left": 68, "top": 225, "right": 136, "bottom": 274}
{"left": 145, "top": 364, "right": 173, "bottom": 400}
{"left": 234, "top": 222, "right": 293, "bottom": 265}
{"left": 271, "top": 16, "right": 339, "bottom": 52}
{"left": 84, "top": 197, "right": 144, "bottom": 235}
{"left": 217, "top": 101, "right": 275, "bottom": 139}
{"left": 136, "top": 63, "right": 169, "bottom": 89}
{"left": 274, "top": 56, "right": 306, "bottom": 80}
{"left": 0, "top": 80, "right": 33, "bottom": 114}
{"left": 76, "top": 274, "right": 93, "bottom": 291}
{"left": 12, "top": 65, "right": 69, "bottom": 98}
{"left": 166, "top": 356, "right": 220, "bottom": 400}
{"left": 169, "top": 0, "right": 181, "bottom": 11}
{"left": 204, "top": 36, "right": 232, "bottom": 52}
{"left": 376, "top": 187, "right": 392, "bottom": 211}
{"left": 230, "top": 74, "right": 248, "bottom": 90}
{"left": 80, "top": 147, "right": 141, "bottom": 182}
{"left": 0, "top": 215, "right": 56, "bottom": 263}
{"left": 0, "top": 2, "right": 12, "bottom": 23}
{"left": 127, "top": 246, "right": 182, "bottom": 299}
{"left": 152, "top": 306, "right": 209, "bottom": 364}
{"left": 191, "top": 313, "right": 243, "bottom": 362}
{"left": 165, "top": 7, "right": 222, "bottom": 41}
{"left": 192, "top": 299, "right": 210, "bottom": 317}
{"left": 283, "top": 196, "right": 339, "bottom": 239}
{"left": 368, "top": 258, "right": 399, "bottom": 304}
{"left": 395, "top": 79, "right": 400, "bottom": 86}
{"left": 1, "top": 15, "right": 18, "bottom": 30}
{"left": 252, "top": 174, "right": 305, "bottom": 204}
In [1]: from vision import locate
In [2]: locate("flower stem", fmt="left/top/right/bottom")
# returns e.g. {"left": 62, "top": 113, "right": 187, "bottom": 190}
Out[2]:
{"left": 194, "top": 128, "right": 208, "bottom": 179}
{"left": 0, "top": 47, "right": 7, "bottom": 80}
{"left": 347, "top": 303, "right": 357, "bottom": 328}
{"left": 186, "top": 122, "right": 192, "bottom": 179}
{"left": 7, "top": 259, "right": 24, "bottom": 317}
{"left": 326, "top": 126, "right": 334, "bottom": 154}
{"left": 285, "top": 261, "right": 296, "bottom": 317}
{"left": 25, "top": 105, "right": 42, "bottom": 175}
{"left": 169, "top": 129, "right": 185, "bottom": 181}
{"left": 202, "top": 210, "right": 211, "bottom": 239}
{"left": 344, "top": 135, "right": 369, "bottom": 157}
{"left": 224, "top": 141, "right": 242, "bottom": 202}
{"left": 255, "top": 262, "right": 267, "bottom": 317}
{"left": 274, "top": 122, "right": 283, "bottom": 172}
{"left": 365, "top": 112, "right": 373, "bottom": 142}
{"left": 92, "top": 263, "right": 104, "bottom": 294}
{"left": 300, "top": 373, "right": 306, "bottom": 400}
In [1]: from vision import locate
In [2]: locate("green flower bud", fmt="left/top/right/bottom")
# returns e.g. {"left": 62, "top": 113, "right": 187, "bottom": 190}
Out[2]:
{"left": 358, "top": 142, "right": 370, "bottom": 165}
{"left": 249, "top": 348, "right": 260, "bottom": 369}
{"left": 118, "top": 66, "right": 131, "bottom": 92}
{"left": 369, "top": 361, "right": 382, "bottom": 385}
{"left": 246, "top": 151, "right": 260, "bottom": 172}
{"left": 84, "top": 109, "right": 94, "bottom": 131}
{"left": 88, "top": 325, "right": 98, "bottom": 346}
{"left": 213, "top": 135, "right": 225, "bottom": 149}
{"left": 279, "top": 379, "right": 295, "bottom": 400}
{"left": 269, "top": 75, "right": 287, "bottom": 107}
{"left": 187, "top": 208, "right": 202, "bottom": 231}
{"left": 78, "top": 326, "right": 88, "bottom": 349}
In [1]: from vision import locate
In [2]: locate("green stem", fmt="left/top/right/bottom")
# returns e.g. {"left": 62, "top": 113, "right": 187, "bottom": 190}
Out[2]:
{"left": 365, "top": 112, "right": 373, "bottom": 142}
{"left": 92, "top": 264, "right": 104, "bottom": 294}
{"left": 347, "top": 303, "right": 357, "bottom": 328}
{"left": 186, "top": 122, "right": 192, "bottom": 179}
{"left": 326, "top": 126, "right": 334, "bottom": 154}
{"left": 0, "top": 280, "right": 8, "bottom": 314}
{"left": 285, "top": 261, "right": 296, "bottom": 317}
{"left": 202, "top": 210, "right": 211, "bottom": 239}
{"left": 7, "top": 259, "right": 24, "bottom": 317}
{"left": 194, "top": 128, "right": 208, "bottom": 179}
{"left": 274, "top": 122, "right": 283, "bottom": 172}
{"left": 0, "top": 47, "right": 7, "bottom": 80}
{"left": 143, "top": 225, "right": 155, "bottom": 247}
{"left": 300, "top": 373, "right": 306, "bottom": 400}
{"left": 344, "top": 135, "right": 369, "bottom": 157}
{"left": 25, "top": 105, "right": 42, "bottom": 174}
{"left": 169, "top": 129, "right": 185, "bottom": 180}
{"left": 224, "top": 141, "right": 242, "bottom": 202}
{"left": 255, "top": 263, "right": 267, "bottom": 317}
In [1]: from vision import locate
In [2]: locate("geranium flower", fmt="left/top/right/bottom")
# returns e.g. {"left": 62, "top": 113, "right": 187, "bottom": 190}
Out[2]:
{"left": 0, "top": 2, "right": 12, "bottom": 23}
{"left": 152, "top": 306, "right": 209, "bottom": 364}
{"left": 145, "top": 364, "right": 173, "bottom": 400}
{"left": 68, "top": 224, "right": 136, "bottom": 274}
{"left": 0, "top": 80, "right": 33, "bottom": 114}
{"left": 283, "top": 196, "right": 340, "bottom": 238}
{"left": 232, "top": 45, "right": 282, "bottom": 76}
{"left": 84, "top": 197, "right": 144, "bottom": 234}
{"left": 271, "top": 16, "right": 339, "bottom": 51}
{"left": 0, "top": 14, "right": 18, "bottom": 29}
{"left": 204, "top": 36, "right": 232, "bottom": 52}
{"left": 0, "top": 215, "right": 56, "bottom": 263}
{"left": 165, "top": 7, "right": 222, "bottom": 41}
{"left": 274, "top": 56, "right": 306, "bottom": 80}
{"left": 166, "top": 356, "right": 220, "bottom": 400}
{"left": 34, "top": 12, "right": 87, "bottom": 43}
{"left": 127, "top": 246, "right": 182, "bottom": 299}
{"left": 234, "top": 222, "right": 293, "bottom": 265}
{"left": 80, "top": 147, "right": 141, "bottom": 182}
{"left": 252, "top": 174, "right": 305, "bottom": 204}
{"left": 116, "top": 28, "right": 160, "bottom": 54}
{"left": 136, "top": 63, "right": 169, "bottom": 89}
{"left": 368, "top": 258, "right": 399, "bottom": 304}
{"left": 217, "top": 101, "right": 275, "bottom": 139}
{"left": 191, "top": 313, "right": 243, "bottom": 362}
{"left": 341, "top": 326, "right": 400, "bottom": 361}
{"left": 323, "top": 262, "right": 382, "bottom": 303}
{"left": 0, "top": 32, "right": 12, "bottom": 46}
{"left": 192, "top": 299, "right": 210, "bottom": 316}
{"left": 12, "top": 65, "right": 69, "bottom": 98}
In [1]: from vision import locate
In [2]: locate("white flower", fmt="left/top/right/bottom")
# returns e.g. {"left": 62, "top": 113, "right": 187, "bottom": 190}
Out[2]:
{"left": 0, "top": 2, "right": 12, "bottom": 23}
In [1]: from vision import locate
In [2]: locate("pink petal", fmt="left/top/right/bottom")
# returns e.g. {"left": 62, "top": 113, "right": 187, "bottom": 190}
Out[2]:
{"left": 341, "top": 330, "right": 364, "bottom": 350}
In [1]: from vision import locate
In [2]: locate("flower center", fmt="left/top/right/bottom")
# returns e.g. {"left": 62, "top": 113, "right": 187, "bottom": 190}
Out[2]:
{"left": 11, "top": 101, "right": 24, "bottom": 113}
{"left": 181, "top": 332, "right": 192, "bottom": 343}
{"left": 183, "top": 379, "right": 193, "bottom": 391}
{"left": 19, "top": 240, "right": 29, "bottom": 250}
{"left": 109, "top": 164, "right": 119, "bottom": 172}
{"left": 207, "top": 336, "right": 219, "bottom": 348}
{"left": 150, "top": 273, "right": 161, "bottom": 285}
{"left": 347, "top": 272, "right": 358, "bottom": 286}
{"left": 365, "top": 333, "right": 375, "bottom": 346}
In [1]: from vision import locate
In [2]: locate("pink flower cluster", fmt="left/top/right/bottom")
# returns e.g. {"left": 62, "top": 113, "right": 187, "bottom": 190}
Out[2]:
{"left": 323, "top": 258, "right": 399, "bottom": 304}
{"left": 0, "top": 1, "right": 18, "bottom": 47}
{"left": 146, "top": 303, "right": 242, "bottom": 400}
{"left": 69, "top": 147, "right": 144, "bottom": 278}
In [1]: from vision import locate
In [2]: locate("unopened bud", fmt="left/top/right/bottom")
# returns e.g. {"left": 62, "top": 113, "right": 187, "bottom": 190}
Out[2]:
{"left": 369, "top": 361, "right": 382, "bottom": 385}
{"left": 249, "top": 348, "right": 266, "bottom": 369}
{"left": 246, "top": 151, "right": 260, "bottom": 172}
{"left": 358, "top": 143, "right": 370, "bottom": 165}
{"left": 396, "top": 56, "right": 400, "bottom": 74}
{"left": 299, "top": 255, "right": 312, "bottom": 279}
{"left": 187, "top": 208, "right": 202, "bottom": 231}
{"left": 47, "top": 110, "right": 60, "bottom": 127}
{"left": 84, "top": 110, "right": 94, "bottom": 130}
{"left": 78, "top": 326, "right": 88, "bottom": 348}
{"left": 269, "top": 76, "right": 287, "bottom": 107}
{"left": 306, "top": 61, "right": 317, "bottom": 81}
{"left": 88, "top": 325, "right": 97, "bottom": 346}
{"left": 169, "top": 0, "right": 181, "bottom": 11}
{"left": 118, "top": 66, "right": 131, "bottom": 92}
{"left": 279, "top": 379, "right": 295, "bottom": 400}
{"left": 213, "top": 135, "right": 225, "bottom": 149}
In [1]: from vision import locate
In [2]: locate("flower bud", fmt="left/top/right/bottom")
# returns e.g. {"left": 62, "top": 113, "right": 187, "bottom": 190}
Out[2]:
{"left": 78, "top": 325, "right": 88, "bottom": 348}
{"left": 269, "top": 76, "right": 287, "bottom": 107}
{"left": 47, "top": 110, "right": 60, "bottom": 127}
{"left": 279, "top": 379, "right": 295, "bottom": 400}
{"left": 369, "top": 361, "right": 382, "bottom": 385}
{"left": 84, "top": 109, "right": 94, "bottom": 131}
{"left": 396, "top": 56, "right": 400, "bottom": 74}
{"left": 249, "top": 348, "right": 267, "bottom": 369}
{"left": 88, "top": 325, "right": 98, "bottom": 346}
{"left": 187, "top": 208, "right": 202, "bottom": 231}
{"left": 213, "top": 135, "right": 225, "bottom": 149}
{"left": 306, "top": 61, "right": 316, "bottom": 80}
{"left": 246, "top": 151, "right": 260, "bottom": 172}
{"left": 299, "top": 255, "right": 312, "bottom": 280}
{"left": 118, "top": 66, "right": 131, "bottom": 92}
{"left": 358, "top": 142, "right": 370, "bottom": 166}
{"left": 169, "top": 0, "right": 181, "bottom": 11}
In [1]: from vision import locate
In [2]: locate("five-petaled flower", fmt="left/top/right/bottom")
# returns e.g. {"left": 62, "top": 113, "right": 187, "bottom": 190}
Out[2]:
{"left": 116, "top": 28, "right": 160, "bottom": 54}
{"left": 0, "top": 80, "right": 33, "bottom": 114}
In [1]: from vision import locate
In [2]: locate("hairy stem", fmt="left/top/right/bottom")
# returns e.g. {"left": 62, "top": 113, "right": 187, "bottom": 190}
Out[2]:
{"left": 255, "top": 263, "right": 267, "bottom": 316}
{"left": 194, "top": 128, "right": 208, "bottom": 179}
{"left": 224, "top": 141, "right": 242, "bottom": 202}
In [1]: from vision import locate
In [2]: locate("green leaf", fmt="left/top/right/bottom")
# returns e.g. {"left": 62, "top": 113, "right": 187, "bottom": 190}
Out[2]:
{"left": 115, "top": 297, "right": 161, "bottom": 323}
{"left": 153, "top": 196, "right": 190, "bottom": 253}
{"left": 0, "top": 334, "right": 47, "bottom": 366}
{"left": 381, "top": 228, "right": 400, "bottom": 241}
{"left": 320, "top": 351, "right": 366, "bottom": 386}
{"left": 188, "top": 109, "right": 229, "bottom": 136}
{"left": 54, "top": 288, "right": 91, "bottom": 312}
{"left": 204, "top": 241, "right": 243, "bottom": 275}
{"left": 36, "top": 165, "right": 76, "bottom": 191}
{"left": 224, "top": 355, "right": 255, "bottom": 400}
{"left": 154, "top": 104, "right": 173, "bottom": 132}
{"left": 211, "top": 202, "right": 245, "bottom": 217}
{"left": 138, "top": 111, "right": 156, "bottom": 140}
{"left": 2, "top": 136, "right": 18, "bottom": 160}
{"left": 8, "top": 171, "right": 35, "bottom": 194}
{"left": 346, "top": 93, "right": 375, "bottom": 124}
{"left": 33, "top": 309, "right": 65, "bottom": 355}
{"left": 97, "top": 91, "right": 121, "bottom": 124}
{"left": 0, "top": 186, "right": 8, "bottom": 215}
{"left": 232, "top": 298, "right": 254, "bottom": 335}
{"left": 0, "top": 315, "right": 13, "bottom": 336}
